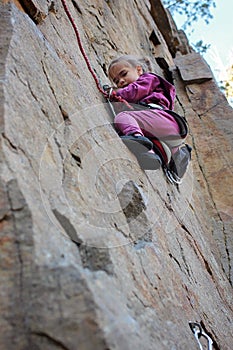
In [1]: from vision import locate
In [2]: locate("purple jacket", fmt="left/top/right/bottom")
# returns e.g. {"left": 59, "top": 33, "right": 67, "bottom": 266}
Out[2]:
{"left": 116, "top": 73, "right": 176, "bottom": 110}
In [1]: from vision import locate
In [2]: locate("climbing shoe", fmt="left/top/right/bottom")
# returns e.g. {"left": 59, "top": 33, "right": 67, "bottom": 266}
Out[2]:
{"left": 168, "top": 144, "right": 192, "bottom": 179}
{"left": 121, "top": 134, "right": 153, "bottom": 154}
{"left": 136, "top": 152, "right": 162, "bottom": 170}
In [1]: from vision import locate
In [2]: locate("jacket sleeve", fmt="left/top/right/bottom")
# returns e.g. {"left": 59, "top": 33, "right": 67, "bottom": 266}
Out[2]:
{"left": 116, "top": 74, "right": 160, "bottom": 103}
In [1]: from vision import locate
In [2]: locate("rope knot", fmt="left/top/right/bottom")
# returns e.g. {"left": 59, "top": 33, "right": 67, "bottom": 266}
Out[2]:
{"left": 109, "top": 89, "right": 118, "bottom": 101}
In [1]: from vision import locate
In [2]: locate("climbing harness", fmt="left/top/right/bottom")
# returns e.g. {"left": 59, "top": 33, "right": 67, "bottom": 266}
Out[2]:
{"left": 189, "top": 322, "right": 213, "bottom": 350}
{"left": 103, "top": 93, "right": 191, "bottom": 185}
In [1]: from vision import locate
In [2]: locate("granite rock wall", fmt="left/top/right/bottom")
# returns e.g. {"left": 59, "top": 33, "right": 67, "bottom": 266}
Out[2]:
{"left": 0, "top": 1, "right": 232, "bottom": 349}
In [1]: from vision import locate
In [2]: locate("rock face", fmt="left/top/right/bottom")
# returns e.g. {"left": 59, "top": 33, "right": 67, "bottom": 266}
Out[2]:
{"left": 0, "top": 1, "right": 232, "bottom": 349}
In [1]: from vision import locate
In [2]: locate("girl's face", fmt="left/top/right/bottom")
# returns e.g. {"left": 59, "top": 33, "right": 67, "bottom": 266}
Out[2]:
{"left": 109, "top": 61, "right": 143, "bottom": 88}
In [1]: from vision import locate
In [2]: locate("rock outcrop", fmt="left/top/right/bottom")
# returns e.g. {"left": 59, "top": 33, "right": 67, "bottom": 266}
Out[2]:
{"left": 0, "top": 1, "right": 232, "bottom": 349}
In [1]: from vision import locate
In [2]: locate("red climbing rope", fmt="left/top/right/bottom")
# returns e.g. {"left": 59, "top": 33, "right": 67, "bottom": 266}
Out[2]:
{"left": 61, "top": 0, "right": 106, "bottom": 96}
{"left": 60, "top": 0, "right": 132, "bottom": 108}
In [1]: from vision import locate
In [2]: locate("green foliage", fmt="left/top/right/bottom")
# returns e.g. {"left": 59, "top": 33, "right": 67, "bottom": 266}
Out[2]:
{"left": 162, "top": 0, "right": 216, "bottom": 30}
{"left": 193, "top": 40, "right": 211, "bottom": 54}
{"left": 162, "top": 0, "right": 216, "bottom": 53}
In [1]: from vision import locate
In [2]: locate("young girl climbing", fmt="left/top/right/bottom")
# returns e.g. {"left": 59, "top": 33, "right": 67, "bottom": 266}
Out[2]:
{"left": 107, "top": 55, "right": 186, "bottom": 173}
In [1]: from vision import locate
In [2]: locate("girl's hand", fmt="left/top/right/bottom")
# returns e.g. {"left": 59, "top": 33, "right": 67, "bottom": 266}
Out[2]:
{"left": 103, "top": 85, "right": 119, "bottom": 99}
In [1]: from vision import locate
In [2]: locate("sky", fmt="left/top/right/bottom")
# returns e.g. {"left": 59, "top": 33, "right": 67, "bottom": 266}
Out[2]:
{"left": 172, "top": 0, "right": 233, "bottom": 84}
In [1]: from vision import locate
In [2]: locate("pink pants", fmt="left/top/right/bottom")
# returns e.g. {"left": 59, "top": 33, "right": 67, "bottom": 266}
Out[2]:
{"left": 115, "top": 109, "right": 180, "bottom": 140}
{"left": 114, "top": 109, "right": 179, "bottom": 139}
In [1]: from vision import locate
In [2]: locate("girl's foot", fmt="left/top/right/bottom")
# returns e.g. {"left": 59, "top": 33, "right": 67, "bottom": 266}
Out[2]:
{"left": 137, "top": 152, "right": 162, "bottom": 170}
{"left": 120, "top": 134, "right": 153, "bottom": 153}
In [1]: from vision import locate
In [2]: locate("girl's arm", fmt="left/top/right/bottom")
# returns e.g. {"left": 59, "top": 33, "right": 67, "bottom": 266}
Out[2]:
{"left": 116, "top": 73, "right": 160, "bottom": 103}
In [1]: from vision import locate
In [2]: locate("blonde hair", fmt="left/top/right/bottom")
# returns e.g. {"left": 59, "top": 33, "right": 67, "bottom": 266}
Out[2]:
{"left": 108, "top": 55, "right": 152, "bottom": 76}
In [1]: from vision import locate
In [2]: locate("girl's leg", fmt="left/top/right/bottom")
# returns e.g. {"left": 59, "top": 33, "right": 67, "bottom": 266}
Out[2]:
{"left": 115, "top": 110, "right": 179, "bottom": 137}
{"left": 114, "top": 111, "right": 144, "bottom": 136}
{"left": 115, "top": 109, "right": 180, "bottom": 153}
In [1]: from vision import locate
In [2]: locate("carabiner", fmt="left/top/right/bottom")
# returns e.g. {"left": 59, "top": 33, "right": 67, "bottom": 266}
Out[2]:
{"left": 189, "top": 322, "right": 213, "bottom": 350}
